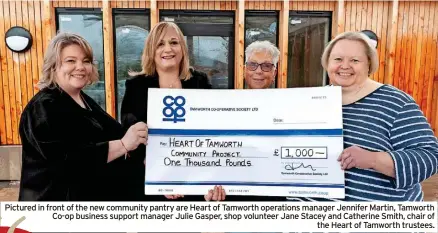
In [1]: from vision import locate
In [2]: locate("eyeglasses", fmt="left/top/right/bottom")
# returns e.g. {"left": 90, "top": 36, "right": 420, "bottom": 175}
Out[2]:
{"left": 246, "top": 62, "right": 275, "bottom": 72}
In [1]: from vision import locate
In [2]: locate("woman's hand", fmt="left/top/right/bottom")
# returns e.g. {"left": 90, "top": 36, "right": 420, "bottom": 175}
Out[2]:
{"left": 121, "top": 122, "right": 148, "bottom": 151}
{"left": 204, "top": 186, "right": 226, "bottom": 201}
{"left": 164, "top": 194, "right": 184, "bottom": 199}
{"left": 338, "top": 145, "right": 376, "bottom": 170}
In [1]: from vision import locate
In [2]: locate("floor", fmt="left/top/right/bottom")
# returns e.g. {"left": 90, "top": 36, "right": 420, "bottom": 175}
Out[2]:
{"left": 0, "top": 180, "right": 19, "bottom": 201}
{"left": 1, "top": 175, "right": 437, "bottom": 201}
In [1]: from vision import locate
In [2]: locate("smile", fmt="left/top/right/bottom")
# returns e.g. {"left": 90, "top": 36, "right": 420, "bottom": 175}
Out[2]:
{"left": 162, "top": 55, "right": 175, "bottom": 59}
{"left": 252, "top": 77, "right": 265, "bottom": 81}
{"left": 71, "top": 74, "right": 85, "bottom": 79}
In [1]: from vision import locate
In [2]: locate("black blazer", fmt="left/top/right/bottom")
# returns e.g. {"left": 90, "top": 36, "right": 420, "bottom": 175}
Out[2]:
{"left": 18, "top": 86, "right": 128, "bottom": 201}
{"left": 120, "top": 69, "right": 211, "bottom": 201}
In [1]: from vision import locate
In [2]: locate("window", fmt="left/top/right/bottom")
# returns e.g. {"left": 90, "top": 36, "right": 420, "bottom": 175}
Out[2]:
{"left": 160, "top": 11, "right": 235, "bottom": 89}
{"left": 287, "top": 11, "right": 331, "bottom": 88}
{"left": 245, "top": 11, "right": 278, "bottom": 88}
{"left": 113, "top": 9, "right": 150, "bottom": 121}
{"left": 56, "top": 8, "right": 105, "bottom": 110}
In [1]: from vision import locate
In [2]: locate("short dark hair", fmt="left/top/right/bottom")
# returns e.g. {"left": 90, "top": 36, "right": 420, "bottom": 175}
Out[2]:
{"left": 361, "top": 30, "right": 378, "bottom": 48}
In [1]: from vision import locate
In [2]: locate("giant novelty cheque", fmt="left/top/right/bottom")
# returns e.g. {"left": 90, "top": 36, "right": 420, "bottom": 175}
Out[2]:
{"left": 145, "top": 87, "right": 345, "bottom": 198}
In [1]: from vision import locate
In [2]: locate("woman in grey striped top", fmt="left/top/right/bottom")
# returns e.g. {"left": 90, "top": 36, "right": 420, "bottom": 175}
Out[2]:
{"left": 289, "top": 31, "right": 438, "bottom": 202}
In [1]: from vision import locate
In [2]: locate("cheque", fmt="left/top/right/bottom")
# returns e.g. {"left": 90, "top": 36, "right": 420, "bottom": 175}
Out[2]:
{"left": 145, "top": 87, "right": 345, "bottom": 198}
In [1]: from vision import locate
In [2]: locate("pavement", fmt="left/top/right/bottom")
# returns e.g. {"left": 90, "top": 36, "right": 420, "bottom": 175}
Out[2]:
{"left": 0, "top": 181, "right": 19, "bottom": 201}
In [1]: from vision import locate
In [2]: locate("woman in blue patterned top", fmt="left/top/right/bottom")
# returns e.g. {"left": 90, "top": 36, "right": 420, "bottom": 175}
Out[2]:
{"left": 288, "top": 31, "right": 438, "bottom": 202}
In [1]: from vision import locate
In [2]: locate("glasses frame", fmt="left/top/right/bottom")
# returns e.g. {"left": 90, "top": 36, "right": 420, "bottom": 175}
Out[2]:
{"left": 245, "top": 61, "right": 275, "bottom": 72}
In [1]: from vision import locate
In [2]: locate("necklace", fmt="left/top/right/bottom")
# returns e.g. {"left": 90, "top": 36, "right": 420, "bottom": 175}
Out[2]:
{"left": 80, "top": 94, "right": 92, "bottom": 110}
{"left": 344, "top": 81, "right": 367, "bottom": 95}
{"left": 354, "top": 83, "right": 365, "bottom": 95}
{"left": 167, "top": 78, "right": 180, "bottom": 88}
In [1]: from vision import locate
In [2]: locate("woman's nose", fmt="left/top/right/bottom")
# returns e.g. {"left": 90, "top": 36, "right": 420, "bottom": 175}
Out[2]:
{"left": 340, "top": 60, "right": 350, "bottom": 69}
{"left": 163, "top": 42, "right": 172, "bottom": 51}
{"left": 255, "top": 65, "right": 263, "bottom": 73}
{"left": 76, "top": 61, "right": 86, "bottom": 70}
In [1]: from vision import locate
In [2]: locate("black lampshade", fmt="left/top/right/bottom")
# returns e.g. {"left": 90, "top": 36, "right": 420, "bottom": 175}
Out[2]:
{"left": 361, "top": 29, "right": 378, "bottom": 48}
{"left": 5, "top": 26, "right": 33, "bottom": 53}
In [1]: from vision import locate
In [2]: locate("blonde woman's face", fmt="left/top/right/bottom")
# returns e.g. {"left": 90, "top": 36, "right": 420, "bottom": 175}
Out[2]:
{"left": 55, "top": 44, "right": 92, "bottom": 92}
{"left": 154, "top": 27, "right": 183, "bottom": 72}
{"left": 327, "top": 39, "right": 370, "bottom": 88}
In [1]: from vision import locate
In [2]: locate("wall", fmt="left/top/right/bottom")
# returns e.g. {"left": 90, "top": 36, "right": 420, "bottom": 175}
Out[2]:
{"left": 0, "top": 1, "right": 45, "bottom": 145}
{"left": 0, "top": 0, "right": 437, "bottom": 198}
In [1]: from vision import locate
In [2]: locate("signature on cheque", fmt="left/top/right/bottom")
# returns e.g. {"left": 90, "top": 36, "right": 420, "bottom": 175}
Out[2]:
{"left": 284, "top": 163, "right": 317, "bottom": 171}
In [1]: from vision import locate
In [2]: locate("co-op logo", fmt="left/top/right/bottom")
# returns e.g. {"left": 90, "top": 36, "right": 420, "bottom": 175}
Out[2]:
{"left": 162, "top": 95, "right": 186, "bottom": 123}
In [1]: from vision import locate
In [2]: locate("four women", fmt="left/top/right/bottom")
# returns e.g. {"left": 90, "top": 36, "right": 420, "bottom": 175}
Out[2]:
{"left": 19, "top": 23, "right": 437, "bottom": 202}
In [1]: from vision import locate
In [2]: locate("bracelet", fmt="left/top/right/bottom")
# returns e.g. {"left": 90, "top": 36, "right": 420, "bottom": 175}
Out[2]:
{"left": 120, "top": 140, "right": 130, "bottom": 159}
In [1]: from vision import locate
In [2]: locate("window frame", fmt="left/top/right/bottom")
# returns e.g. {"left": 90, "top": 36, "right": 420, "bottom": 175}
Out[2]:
{"left": 244, "top": 10, "right": 279, "bottom": 88}
{"left": 55, "top": 8, "right": 106, "bottom": 108}
{"left": 112, "top": 8, "right": 150, "bottom": 120}
{"left": 159, "top": 10, "right": 236, "bottom": 89}
{"left": 288, "top": 10, "right": 332, "bottom": 87}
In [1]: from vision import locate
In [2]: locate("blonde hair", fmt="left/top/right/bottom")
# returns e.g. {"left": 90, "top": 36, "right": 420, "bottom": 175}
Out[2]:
{"left": 129, "top": 21, "right": 191, "bottom": 80}
{"left": 38, "top": 32, "right": 99, "bottom": 89}
{"left": 321, "top": 31, "right": 379, "bottom": 75}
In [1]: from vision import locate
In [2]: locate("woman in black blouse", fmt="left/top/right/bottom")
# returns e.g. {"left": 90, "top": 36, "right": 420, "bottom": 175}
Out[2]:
{"left": 121, "top": 21, "right": 225, "bottom": 201}
{"left": 18, "top": 32, "right": 147, "bottom": 201}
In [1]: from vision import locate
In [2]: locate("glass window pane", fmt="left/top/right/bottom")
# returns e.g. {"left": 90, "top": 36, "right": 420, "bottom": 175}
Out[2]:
{"left": 287, "top": 16, "right": 330, "bottom": 88}
{"left": 114, "top": 12, "right": 150, "bottom": 121}
{"left": 57, "top": 13, "right": 106, "bottom": 110}
{"left": 186, "top": 35, "right": 230, "bottom": 89}
{"left": 160, "top": 14, "right": 234, "bottom": 89}
{"left": 244, "top": 13, "right": 278, "bottom": 88}
{"left": 245, "top": 14, "right": 277, "bottom": 47}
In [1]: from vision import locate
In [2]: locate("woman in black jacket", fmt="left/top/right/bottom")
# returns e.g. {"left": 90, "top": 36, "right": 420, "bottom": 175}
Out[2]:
{"left": 121, "top": 21, "right": 225, "bottom": 201}
{"left": 19, "top": 32, "right": 147, "bottom": 201}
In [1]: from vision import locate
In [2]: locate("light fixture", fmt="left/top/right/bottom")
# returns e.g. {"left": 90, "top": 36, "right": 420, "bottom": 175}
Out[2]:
{"left": 361, "top": 29, "right": 378, "bottom": 48}
{"left": 5, "top": 26, "right": 33, "bottom": 53}
{"left": 290, "top": 18, "right": 302, "bottom": 25}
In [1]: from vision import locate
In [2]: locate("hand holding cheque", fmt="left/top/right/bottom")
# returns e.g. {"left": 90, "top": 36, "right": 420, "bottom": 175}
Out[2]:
{"left": 121, "top": 122, "right": 148, "bottom": 151}
{"left": 144, "top": 87, "right": 345, "bottom": 199}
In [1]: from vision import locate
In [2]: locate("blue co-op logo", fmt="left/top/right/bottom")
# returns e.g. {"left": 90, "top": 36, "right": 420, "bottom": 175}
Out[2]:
{"left": 162, "top": 95, "right": 186, "bottom": 123}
